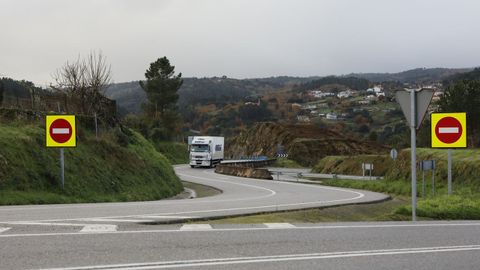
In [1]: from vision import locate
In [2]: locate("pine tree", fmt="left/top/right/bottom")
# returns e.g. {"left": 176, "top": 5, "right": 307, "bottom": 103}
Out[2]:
{"left": 139, "top": 57, "right": 183, "bottom": 140}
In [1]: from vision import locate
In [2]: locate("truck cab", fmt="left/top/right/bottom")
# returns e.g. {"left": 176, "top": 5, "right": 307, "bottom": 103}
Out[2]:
{"left": 189, "top": 136, "right": 224, "bottom": 168}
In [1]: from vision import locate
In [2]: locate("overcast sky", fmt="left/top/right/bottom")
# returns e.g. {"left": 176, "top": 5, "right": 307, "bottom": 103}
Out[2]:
{"left": 1, "top": 0, "right": 479, "bottom": 86}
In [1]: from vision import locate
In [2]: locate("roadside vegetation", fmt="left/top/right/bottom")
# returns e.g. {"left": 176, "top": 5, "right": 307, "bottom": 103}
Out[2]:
{"left": 155, "top": 141, "right": 188, "bottom": 164}
{"left": 0, "top": 117, "right": 183, "bottom": 205}
{"left": 202, "top": 198, "right": 414, "bottom": 224}
{"left": 272, "top": 158, "right": 304, "bottom": 168}
{"left": 312, "top": 148, "right": 480, "bottom": 220}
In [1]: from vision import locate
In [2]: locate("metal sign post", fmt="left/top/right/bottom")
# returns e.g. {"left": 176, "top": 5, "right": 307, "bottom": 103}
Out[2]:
{"left": 431, "top": 112, "right": 467, "bottom": 196}
{"left": 396, "top": 88, "right": 434, "bottom": 222}
{"left": 420, "top": 160, "right": 436, "bottom": 199}
{"left": 60, "top": 148, "right": 65, "bottom": 189}
{"left": 46, "top": 115, "right": 77, "bottom": 190}
{"left": 409, "top": 90, "right": 417, "bottom": 221}
{"left": 448, "top": 149, "right": 452, "bottom": 195}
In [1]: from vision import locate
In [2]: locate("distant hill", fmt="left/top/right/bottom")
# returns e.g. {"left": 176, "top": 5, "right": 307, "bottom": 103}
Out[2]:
{"left": 347, "top": 67, "right": 473, "bottom": 84}
{"left": 105, "top": 76, "right": 314, "bottom": 114}
{"left": 442, "top": 67, "right": 480, "bottom": 85}
{"left": 294, "top": 76, "right": 371, "bottom": 91}
{"left": 104, "top": 67, "right": 475, "bottom": 115}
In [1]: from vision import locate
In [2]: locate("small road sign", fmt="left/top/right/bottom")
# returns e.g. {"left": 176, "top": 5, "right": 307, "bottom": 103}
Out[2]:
{"left": 46, "top": 115, "right": 76, "bottom": 147}
{"left": 390, "top": 149, "right": 398, "bottom": 160}
{"left": 431, "top": 113, "right": 466, "bottom": 148}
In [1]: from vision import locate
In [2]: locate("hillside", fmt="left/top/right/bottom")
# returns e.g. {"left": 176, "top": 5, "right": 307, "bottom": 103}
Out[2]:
{"left": 0, "top": 112, "right": 183, "bottom": 205}
{"left": 227, "top": 122, "right": 388, "bottom": 166}
{"left": 294, "top": 76, "right": 370, "bottom": 91}
{"left": 105, "top": 76, "right": 312, "bottom": 115}
{"left": 347, "top": 67, "right": 473, "bottom": 84}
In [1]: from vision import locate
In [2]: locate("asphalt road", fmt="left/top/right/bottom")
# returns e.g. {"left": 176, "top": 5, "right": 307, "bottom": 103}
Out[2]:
{"left": 1, "top": 221, "right": 480, "bottom": 269}
{"left": 1, "top": 166, "right": 478, "bottom": 269}
{"left": 0, "top": 166, "right": 387, "bottom": 225}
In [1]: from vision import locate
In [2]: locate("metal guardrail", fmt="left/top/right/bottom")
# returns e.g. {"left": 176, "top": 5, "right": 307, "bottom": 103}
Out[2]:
{"left": 220, "top": 158, "right": 276, "bottom": 168}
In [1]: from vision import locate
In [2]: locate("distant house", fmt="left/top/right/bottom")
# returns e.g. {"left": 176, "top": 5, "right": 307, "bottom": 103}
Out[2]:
{"left": 310, "top": 90, "right": 336, "bottom": 98}
{"left": 291, "top": 103, "right": 302, "bottom": 109}
{"left": 337, "top": 90, "right": 353, "bottom": 99}
{"left": 302, "top": 104, "right": 317, "bottom": 110}
{"left": 297, "top": 115, "right": 311, "bottom": 123}
{"left": 373, "top": 85, "right": 383, "bottom": 93}
{"left": 358, "top": 100, "right": 370, "bottom": 105}
{"left": 375, "top": 92, "right": 385, "bottom": 97}
{"left": 432, "top": 91, "right": 443, "bottom": 102}
{"left": 326, "top": 112, "right": 338, "bottom": 120}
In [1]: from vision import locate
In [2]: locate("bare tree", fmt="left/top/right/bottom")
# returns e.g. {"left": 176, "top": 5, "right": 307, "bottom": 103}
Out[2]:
{"left": 52, "top": 51, "right": 112, "bottom": 115}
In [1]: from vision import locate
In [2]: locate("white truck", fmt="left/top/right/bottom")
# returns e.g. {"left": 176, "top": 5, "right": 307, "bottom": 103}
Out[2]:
{"left": 189, "top": 136, "right": 224, "bottom": 168}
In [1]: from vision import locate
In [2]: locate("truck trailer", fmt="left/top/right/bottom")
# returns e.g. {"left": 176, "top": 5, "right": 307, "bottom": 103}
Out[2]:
{"left": 189, "top": 136, "right": 224, "bottom": 168}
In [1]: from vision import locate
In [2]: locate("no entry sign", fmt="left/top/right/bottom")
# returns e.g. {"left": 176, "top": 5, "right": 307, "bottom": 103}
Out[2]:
{"left": 46, "top": 115, "right": 76, "bottom": 147}
{"left": 431, "top": 113, "right": 466, "bottom": 148}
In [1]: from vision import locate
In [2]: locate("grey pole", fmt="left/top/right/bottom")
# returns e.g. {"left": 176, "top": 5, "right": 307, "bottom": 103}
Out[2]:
{"left": 60, "top": 148, "right": 65, "bottom": 190}
{"left": 410, "top": 89, "right": 417, "bottom": 221}
{"left": 448, "top": 148, "right": 452, "bottom": 195}
{"left": 422, "top": 171, "right": 425, "bottom": 199}
{"left": 432, "top": 169, "right": 435, "bottom": 196}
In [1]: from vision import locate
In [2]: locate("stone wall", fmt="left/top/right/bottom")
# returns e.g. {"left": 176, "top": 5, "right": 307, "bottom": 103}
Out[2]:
{"left": 215, "top": 164, "right": 273, "bottom": 180}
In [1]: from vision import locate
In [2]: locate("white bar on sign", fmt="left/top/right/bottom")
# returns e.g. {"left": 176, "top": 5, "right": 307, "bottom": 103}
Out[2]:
{"left": 52, "top": 128, "right": 70, "bottom": 134}
{"left": 438, "top": 127, "right": 459, "bottom": 134}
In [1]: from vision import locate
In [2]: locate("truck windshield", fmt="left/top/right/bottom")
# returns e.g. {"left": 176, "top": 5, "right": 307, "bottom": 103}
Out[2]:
{"left": 191, "top": 144, "right": 209, "bottom": 152}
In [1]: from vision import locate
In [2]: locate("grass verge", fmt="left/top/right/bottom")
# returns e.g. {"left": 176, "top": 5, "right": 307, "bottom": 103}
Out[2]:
{"left": 0, "top": 119, "right": 183, "bottom": 205}
{"left": 314, "top": 178, "right": 480, "bottom": 220}
{"left": 200, "top": 198, "right": 412, "bottom": 224}
{"left": 272, "top": 158, "right": 304, "bottom": 168}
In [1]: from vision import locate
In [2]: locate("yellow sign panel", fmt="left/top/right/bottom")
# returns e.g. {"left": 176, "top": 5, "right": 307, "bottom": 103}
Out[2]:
{"left": 46, "top": 115, "right": 76, "bottom": 147}
{"left": 431, "top": 112, "right": 467, "bottom": 148}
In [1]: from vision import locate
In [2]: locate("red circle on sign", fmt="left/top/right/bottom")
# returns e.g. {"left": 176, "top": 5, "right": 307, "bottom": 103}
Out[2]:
{"left": 49, "top": 119, "right": 72, "bottom": 143}
{"left": 435, "top": 117, "right": 462, "bottom": 144}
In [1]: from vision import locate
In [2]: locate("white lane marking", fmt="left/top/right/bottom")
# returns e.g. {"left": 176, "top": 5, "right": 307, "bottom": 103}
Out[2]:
{"left": 0, "top": 165, "right": 367, "bottom": 224}
{"left": 51, "top": 128, "right": 70, "bottom": 134}
{"left": 80, "top": 224, "right": 117, "bottom": 233}
{"left": 2, "top": 222, "right": 480, "bottom": 238}
{"left": 180, "top": 224, "right": 212, "bottom": 231}
{"left": 133, "top": 215, "right": 194, "bottom": 219}
{"left": 10, "top": 222, "right": 87, "bottom": 227}
{"left": 438, "top": 127, "right": 459, "bottom": 134}
{"left": 0, "top": 227, "right": 11, "bottom": 233}
{"left": 80, "top": 218, "right": 155, "bottom": 223}
{"left": 34, "top": 244, "right": 480, "bottom": 270}
{"left": 0, "top": 166, "right": 277, "bottom": 214}
{"left": 264, "top": 223, "right": 296, "bottom": 229}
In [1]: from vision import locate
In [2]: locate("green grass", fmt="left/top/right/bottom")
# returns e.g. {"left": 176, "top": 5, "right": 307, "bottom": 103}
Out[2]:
{"left": 318, "top": 179, "right": 411, "bottom": 196}
{"left": 310, "top": 147, "right": 480, "bottom": 220}
{"left": 396, "top": 195, "right": 480, "bottom": 220}
{"left": 272, "top": 158, "right": 304, "bottom": 168}
{"left": 154, "top": 141, "right": 189, "bottom": 165}
{"left": 0, "top": 120, "right": 183, "bottom": 205}
{"left": 313, "top": 155, "right": 393, "bottom": 176}
{"left": 201, "top": 198, "right": 411, "bottom": 224}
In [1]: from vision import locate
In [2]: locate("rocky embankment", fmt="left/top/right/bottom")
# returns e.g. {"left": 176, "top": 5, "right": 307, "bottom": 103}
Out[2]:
{"left": 227, "top": 122, "right": 388, "bottom": 166}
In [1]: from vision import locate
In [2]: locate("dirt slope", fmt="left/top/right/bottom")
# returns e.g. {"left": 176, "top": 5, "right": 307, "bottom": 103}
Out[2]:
{"left": 227, "top": 122, "right": 388, "bottom": 166}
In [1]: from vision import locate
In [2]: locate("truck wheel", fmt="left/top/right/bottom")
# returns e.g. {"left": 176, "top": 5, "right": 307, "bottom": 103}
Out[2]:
{"left": 190, "top": 165, "right": 195, "bottom": 168}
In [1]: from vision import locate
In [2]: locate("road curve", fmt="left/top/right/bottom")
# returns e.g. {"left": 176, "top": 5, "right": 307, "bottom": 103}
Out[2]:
{"left": 0, "top": 165, "right": 388, "bottom": 224}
